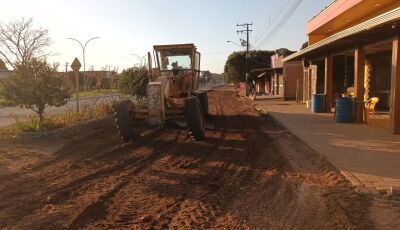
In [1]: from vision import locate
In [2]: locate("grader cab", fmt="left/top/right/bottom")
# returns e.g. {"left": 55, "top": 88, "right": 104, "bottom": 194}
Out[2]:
{"left": 114, "top": 43, "right": 208, "bottom": 141}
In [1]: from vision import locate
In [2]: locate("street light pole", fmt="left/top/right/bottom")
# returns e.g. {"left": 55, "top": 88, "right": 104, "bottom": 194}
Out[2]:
{"left": 131, "top": 53, "right": 147, "bottom": 67}
{"left": 226, "top": 40, "right": 244, "bottom": 49}
{"left": 67, "top": 36, "right": 100, "bottom": 91}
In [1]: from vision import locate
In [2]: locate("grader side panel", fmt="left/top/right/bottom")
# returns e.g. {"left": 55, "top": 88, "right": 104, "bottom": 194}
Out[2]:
{"left": 147, "top": 82, "right": 164, "bottom": 125}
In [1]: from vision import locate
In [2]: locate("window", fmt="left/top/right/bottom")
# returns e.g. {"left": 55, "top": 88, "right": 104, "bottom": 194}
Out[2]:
{"left": 157, "top": 48, "right": 193, "bottom": 71}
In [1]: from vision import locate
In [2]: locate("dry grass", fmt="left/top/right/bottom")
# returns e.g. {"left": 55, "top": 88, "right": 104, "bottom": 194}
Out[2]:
{"left": 0, "top": 102, "right": 115, "bottom": 136}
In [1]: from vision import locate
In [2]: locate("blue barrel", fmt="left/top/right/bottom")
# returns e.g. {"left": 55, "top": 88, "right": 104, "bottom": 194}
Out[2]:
{"left": 335, "top": 97, "right": 354, "bottom": 123}
{"left": 311, "top": 94, "right": 325, "bottom": 113}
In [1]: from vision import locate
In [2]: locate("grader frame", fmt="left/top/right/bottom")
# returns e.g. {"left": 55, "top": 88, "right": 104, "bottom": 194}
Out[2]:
{"left": 114, "top": 43, "right": 208, "bottom": 141}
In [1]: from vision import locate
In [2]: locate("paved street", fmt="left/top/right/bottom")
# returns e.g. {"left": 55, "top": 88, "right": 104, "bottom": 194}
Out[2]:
{"left": 0, "top": 95, "right": 122, "bottom": 128}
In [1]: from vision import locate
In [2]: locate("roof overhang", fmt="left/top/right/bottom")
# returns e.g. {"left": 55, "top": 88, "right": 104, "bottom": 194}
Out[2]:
{"left": 153, "top": 43, "right": 196, "bottom": 50}
{"left": 250, "top": 67, "right": 283, "bottom": 73}
{"left": 284, "top": 7, "right": 400, "bottom": 62}
{"left": 307, "top": 0, "right": 400, "bottom": 35}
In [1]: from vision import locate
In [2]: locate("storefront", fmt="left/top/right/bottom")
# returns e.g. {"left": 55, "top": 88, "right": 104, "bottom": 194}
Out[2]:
{"left": 283, "top": 0, "right": 400, "bottom": 133}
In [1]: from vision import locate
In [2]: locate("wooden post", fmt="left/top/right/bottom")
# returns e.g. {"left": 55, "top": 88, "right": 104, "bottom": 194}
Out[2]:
{"left": 324, "top": 55, "right": 332, "bottom": 112}
{"left": 296, "top": 78, "right": 299, "bottom": 103}
{"left": 391, "top": 35, "right": 400, "bottom": 134}
{"left": 344, "top": 56, "right": 348, "bottom": 88}
{"left": 75, "top": 71, "right": 80, "bottom": 113}
{"left": 70, "top": 58, "right": 82, "bottom": 113}
{"left": 354, "top": 47, "right": 365, "bottom": 123}
{"left": 303, "top": 68, "right": 308, "bottom": 103}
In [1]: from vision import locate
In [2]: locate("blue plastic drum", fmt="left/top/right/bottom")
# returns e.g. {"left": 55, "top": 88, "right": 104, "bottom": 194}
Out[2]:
{"left": 311, "top": 94, "right": 326, "bottom": 113}
{"left": 335, "top": 97, "right": 354, "bottom": 123}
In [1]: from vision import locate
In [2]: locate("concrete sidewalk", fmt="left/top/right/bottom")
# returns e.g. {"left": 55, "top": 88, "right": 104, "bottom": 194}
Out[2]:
{"left": 254, "top": 98, "right": 400, "bottom": 194}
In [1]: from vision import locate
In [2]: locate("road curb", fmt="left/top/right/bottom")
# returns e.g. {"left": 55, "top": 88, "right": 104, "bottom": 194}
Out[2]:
{"left": 19, "top": 115, "right": 114, "bottom": 139}
{"left": 67, "top": 94, "right": 123, "bottom": 101}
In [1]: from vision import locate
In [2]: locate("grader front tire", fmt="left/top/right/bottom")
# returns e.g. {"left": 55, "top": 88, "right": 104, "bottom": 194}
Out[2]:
{"left": 114, "top": 100, "right": 137, "bottom": 142}
{"left": 185, "top": 96, "right": 205, "bottom": 140}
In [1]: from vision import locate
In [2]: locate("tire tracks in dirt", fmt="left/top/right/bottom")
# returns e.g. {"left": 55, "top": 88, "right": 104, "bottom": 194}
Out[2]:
{"left": 12, "top": 128, "right": 182, "bottom": 229}
{"left": 165, "top": 91, "right": 280, "bottom": 229}
{"left": 86, "top": 94, "right": 230, "bottom": 229}
{"left": 66, "top": 129, "right": 185, "bottom": 229}
{"left": 0, "top": 88, "right": 375, "bottom": 229}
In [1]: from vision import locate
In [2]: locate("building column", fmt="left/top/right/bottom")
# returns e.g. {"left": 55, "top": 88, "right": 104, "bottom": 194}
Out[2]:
{"left": 354, "top": 46, "right": 365, "bottom": 123}
{"left": 344, "top": 56, "right": 348, "bottom": 88}
{"left": 324, "top": 55, "right": 332, "bottom": 112}
{"left": 391, "top": 34, "right": 400, "bottom": 134}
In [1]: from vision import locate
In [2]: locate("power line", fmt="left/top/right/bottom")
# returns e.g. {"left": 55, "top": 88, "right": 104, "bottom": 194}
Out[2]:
{"left": 254, "top": 0, "right": 303, "bottom": 48}
{"left": 253, "top": 0, "right": 290, "bottom": 41}
{"left": 245, "top": 0, "right": 260, "bottom": 22}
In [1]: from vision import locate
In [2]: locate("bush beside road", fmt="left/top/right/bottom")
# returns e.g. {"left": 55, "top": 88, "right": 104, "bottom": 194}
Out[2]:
{"left": 0, "top": 94, "right": 123, "bottom": 129}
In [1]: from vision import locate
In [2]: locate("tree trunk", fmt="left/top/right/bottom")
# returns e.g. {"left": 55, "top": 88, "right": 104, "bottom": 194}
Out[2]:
{"left": 38, "top": 105, "right": 45, "bottom": 129}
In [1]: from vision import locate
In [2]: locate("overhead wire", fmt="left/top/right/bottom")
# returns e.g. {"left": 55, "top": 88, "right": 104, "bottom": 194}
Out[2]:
{"left": 254, "top": 0, "right": 303, "bottom": 48}
{"left": 253, "top": 0, "right": 290, "bottom": 43}
{"left": 227, "top": 0, "right": 290, "bottom": 71}
{"left": 245, "top": 0, "right": 260, "bottom": 22}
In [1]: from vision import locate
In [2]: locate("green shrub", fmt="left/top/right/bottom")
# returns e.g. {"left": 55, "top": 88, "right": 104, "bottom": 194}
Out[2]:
{"left": 118, "top": 67, "right": 148, "bottom": 102}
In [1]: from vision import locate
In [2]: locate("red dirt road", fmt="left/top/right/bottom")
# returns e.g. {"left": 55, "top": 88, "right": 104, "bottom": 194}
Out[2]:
{"left": 0, "top": 88, "right": 372, "bottom": 229}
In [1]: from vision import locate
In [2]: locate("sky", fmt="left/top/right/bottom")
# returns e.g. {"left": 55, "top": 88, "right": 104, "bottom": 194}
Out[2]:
{"left": 2, "top": 0, "right": 332, "bottom": 73}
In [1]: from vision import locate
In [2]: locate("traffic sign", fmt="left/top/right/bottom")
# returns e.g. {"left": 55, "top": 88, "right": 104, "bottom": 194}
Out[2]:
{"left": 71, "top": 57, "right": 81, "bottom": 72}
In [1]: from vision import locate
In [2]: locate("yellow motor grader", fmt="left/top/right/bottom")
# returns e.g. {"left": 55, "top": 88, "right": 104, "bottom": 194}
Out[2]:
{"left": 114, "top": 43, "right": 208, "bottom": 141}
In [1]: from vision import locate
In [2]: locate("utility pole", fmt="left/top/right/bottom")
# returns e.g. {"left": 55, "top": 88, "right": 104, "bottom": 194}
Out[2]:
{"left": 64, "top": 62, "right": 69, "bottom": 78}
{"left": 237, "top": 22, "right": 253, "bottom": 81}
{"left": 105, "top": 65, "right": 111, "bottom": 78}
{"left": 105, "top": 65, "right": 112, "bottom": 90}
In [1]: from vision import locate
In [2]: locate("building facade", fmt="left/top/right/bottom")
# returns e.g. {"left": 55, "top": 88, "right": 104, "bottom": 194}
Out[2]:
{"left": 284, "top": 0, "right": 400, "bottom": 133}
{"left": 251, "top": 53, "right": 303, "bottom": 99}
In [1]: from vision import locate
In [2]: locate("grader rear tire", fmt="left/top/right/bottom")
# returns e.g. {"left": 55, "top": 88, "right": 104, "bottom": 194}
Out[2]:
{"left": 114, "top": 100, "right": 137, "bottom": 142}
{"left": 185, "top": 96, "right": 205, "bottom": 140}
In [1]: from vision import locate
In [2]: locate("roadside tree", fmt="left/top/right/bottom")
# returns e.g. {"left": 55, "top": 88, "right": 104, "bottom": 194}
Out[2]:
{"left": 0, "top": 59, "right": 7, "bottom": 70}
{"left": 223, "top": 49, "right": 294, "bottom": 83}
{"left": 300, "top": 41, "right": 308, "bottom": 50}
{"left": 200, "top": 70, "right": 212, "bottom": 86}
{"left": 0, "top": 18, "right": 72, "bottom": 126}
{"left": 118, "top": 67, "right": 148, "bottom": 102}
{"left": 224, "top": 50, "right": 274, "bottom": 83}
{"left": 0, "top": 58, "right": 71, "bottom": 123}
{"left": 0, "top": 18, "right": 50, "bottom": 69}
